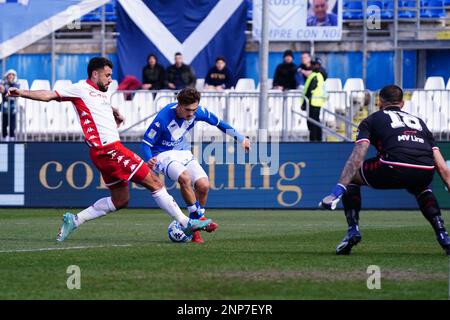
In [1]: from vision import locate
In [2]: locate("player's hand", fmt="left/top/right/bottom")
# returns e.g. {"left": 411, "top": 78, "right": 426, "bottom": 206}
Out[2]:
{"left": 319, "top": 184, "right": 347, "bottom": 210}
{"left": 0, "top": 85, "right": 5, "bottom": 93}
{"left": 6, "top": 87, "right": 21, "bottom": 98}
{"left": 147, "top": 157, "right": 158, "bottom": 170}
{"left": 242, "top": 138, "right": 251, "bottom": 152}
{"left": 112, "top": 108, "right": 125, "bottom": 128}
{"left": 319, "top": 194, "right": 341, "bottom": 210}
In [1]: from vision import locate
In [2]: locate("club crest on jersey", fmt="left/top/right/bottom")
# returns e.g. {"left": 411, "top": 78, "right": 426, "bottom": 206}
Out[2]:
{"left": 148, "top": 129, "right": 157, "bottom": 139}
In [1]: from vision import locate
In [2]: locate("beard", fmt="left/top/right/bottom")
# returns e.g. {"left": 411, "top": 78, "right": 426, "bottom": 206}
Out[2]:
{"left": 97, "top": 81, "right": 108, "bottom": 92}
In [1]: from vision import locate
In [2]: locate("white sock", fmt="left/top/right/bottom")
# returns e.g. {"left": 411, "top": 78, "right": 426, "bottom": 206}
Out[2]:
{"left": 75, "top": 197, "right": 116, "bottom": 227}
{"left": 152, "top": 187, "right": 189, "bottom": 227}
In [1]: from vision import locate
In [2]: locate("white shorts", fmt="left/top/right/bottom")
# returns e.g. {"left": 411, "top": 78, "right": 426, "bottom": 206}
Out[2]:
{"left": 154, "top": 150, "right": 208, "bottom": 183}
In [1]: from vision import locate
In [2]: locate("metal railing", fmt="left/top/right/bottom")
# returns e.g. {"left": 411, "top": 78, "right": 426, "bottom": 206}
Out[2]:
{"left": 4, "top": 88, "right": 450, "bottom": 143}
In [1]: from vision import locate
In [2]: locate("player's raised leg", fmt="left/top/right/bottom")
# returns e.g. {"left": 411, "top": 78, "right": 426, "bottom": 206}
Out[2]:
{"left": 56, "top": 184, "right": 128, "bottom": 243}
{"left": 414, "top": 189, "right": 450, "bottom": 255}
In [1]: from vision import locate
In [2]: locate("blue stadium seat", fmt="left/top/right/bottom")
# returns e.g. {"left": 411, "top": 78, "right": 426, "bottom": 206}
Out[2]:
{"left": 105, "top": 0, "right": 117, "bottom": 22}
{"left": 246, "top": 0, "right": 253, "bottom": 21}
{"left": 445, "top": 0, "right": 450, "bottom": 6}
{"left": 80, "top": 7, "right": 101, "bottom": 22}
{"left": 343, "top": 0, "right": 364, "bottom": 20}
{"left": 380, "top": 0, "right": 395, "bottom": 19}
{"left": 420, "top": 0, "right": 446, "bottom": 18}
{"left": 399, "top": 1, "right": 417, "bottom": 18}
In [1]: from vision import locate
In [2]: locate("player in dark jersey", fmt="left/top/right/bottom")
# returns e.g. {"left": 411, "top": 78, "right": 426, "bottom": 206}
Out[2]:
{"left": 320, "top": 85, "right": 450, "bottom": 255}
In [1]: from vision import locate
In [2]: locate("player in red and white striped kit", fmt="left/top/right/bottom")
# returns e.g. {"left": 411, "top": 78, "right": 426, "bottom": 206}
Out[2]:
{"left": 7, "top": 57, "right": 217, "bottom": 242}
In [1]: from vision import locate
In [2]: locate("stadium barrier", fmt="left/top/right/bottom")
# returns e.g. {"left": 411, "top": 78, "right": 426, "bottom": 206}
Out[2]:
{"left": 0, "top": 142, "right": 449, "bottom": 209}
{"left": 1, "top": 89, "right": 450, "bottom": 143}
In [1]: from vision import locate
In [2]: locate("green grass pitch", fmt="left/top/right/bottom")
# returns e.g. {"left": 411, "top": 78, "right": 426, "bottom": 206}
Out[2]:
{"left": 0, "top": 208, "right": 449, "bottom": 299}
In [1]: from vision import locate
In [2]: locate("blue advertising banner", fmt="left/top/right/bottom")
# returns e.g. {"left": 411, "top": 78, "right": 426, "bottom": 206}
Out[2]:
{"left": 1, "top": 142, "right": 442, "bottom": 209}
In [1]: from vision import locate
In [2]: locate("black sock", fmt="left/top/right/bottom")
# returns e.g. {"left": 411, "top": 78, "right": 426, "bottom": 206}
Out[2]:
{"left": 416, "top": 190, "right": 447, "bottom": 234}
{"left": 342, "top": 184, "right": 361, "bottom": 228}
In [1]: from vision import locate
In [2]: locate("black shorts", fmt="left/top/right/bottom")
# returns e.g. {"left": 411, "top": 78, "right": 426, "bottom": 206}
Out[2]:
{"left": 359, "top": 157, "right": 434, "bottom": 196}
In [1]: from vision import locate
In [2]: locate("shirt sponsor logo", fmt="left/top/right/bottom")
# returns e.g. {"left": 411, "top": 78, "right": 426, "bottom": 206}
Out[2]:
{"left": 398, "top": 134, "right": 424, "bottom": 143}
{"left": 89, "top": 91, "right": 108, "bottom": 99}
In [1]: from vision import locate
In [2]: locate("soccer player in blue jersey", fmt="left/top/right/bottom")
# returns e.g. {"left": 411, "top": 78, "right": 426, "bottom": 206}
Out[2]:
{"left": 142, "top": 88, "right": 251, "bottom": 243}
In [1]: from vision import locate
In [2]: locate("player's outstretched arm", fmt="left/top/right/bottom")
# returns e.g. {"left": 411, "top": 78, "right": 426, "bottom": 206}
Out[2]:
{"left": 6, "top": 87, "right": 58, "bottom": 102}
{"left": 434, "top": 148, "right": 450, "bottom": 192}
{"left": 320, "top": 141, "right": 369, "bottom": 210}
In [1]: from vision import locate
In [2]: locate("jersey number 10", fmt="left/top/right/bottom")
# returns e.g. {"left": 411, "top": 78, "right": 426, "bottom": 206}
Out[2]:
{"left": 384, "top": 110, "right": 423, "bottom": 131}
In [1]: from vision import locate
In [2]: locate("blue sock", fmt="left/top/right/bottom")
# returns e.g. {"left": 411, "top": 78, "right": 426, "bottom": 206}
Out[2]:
{"left": 188, "top": 201, "right": 203, "bottom": 219}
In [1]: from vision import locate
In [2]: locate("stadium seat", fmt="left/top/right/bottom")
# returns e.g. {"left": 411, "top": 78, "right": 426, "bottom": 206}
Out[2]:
{"left": 154, "top": 90, "right": 176, "bottom": 112}
{"left": 399, "top": 1, "right": 418, "bottom": 18}
{"left": 196, "top": 78, "right": 205, "bottom": 91}
{"left": 325, "top": 78, "right": 343, "bottom": 91}
{"left": 130, "top": 90, "right": 154, "bottom": 132}
{"left": 246, "top": 0, "right": 253, "bottom": 21}
{"left": 343, "top": 78, "right": 365, "bottom": 110}
{"left": 105, "top": 1, "right": 117, "bottom": 22}
{"left": 424, "top": 76, "right": 445, "bottom": 90}
{"left": 267, "top": 90, "right": 284, "bottom": 134}
{"left": 48, "top": 80, "right": 74, "bottom": 134}
{"left": 420, "top": 0, "right": 445, "bottom": 18}
{"left": 27, "top": 80, "right": 51, "bottom": 134}
{"left": 285, "top": 95, "right": 309, "bottom": 138}
{"left": 256, "top": 78, "right": 274, "bottom": 90}
{"left": 80, "top": 7, "right": 101, "bottom": 22}
{"left": 16, "top": 79, "right": 29, "bottom": 115}
{"left": 196, "top": 92, "right": 227, "bottom": 141}
{"left": 343, "top": 0, "right": 364, "bottom": 20}
{"left": 227, "top": 90, "right": 258, "bottom": 136}
{"left": 380, "top": 0, "right": 394, "bottom": 19}
{"left": 235, "top": 78, "right": 256, "bottom": 91}
{"left": 325, "top": 78, "right": 346, "bottom": 113}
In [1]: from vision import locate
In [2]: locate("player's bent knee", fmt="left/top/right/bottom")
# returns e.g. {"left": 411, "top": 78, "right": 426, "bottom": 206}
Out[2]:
{"left": 178, "top": 171, "right": 192, "bottom": 188}
{"left": 195, "top": 178, "right": 210, "bottom": 194}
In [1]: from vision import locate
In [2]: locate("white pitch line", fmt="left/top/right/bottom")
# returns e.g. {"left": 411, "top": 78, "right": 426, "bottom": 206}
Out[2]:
{"left": 0, "top": 244, "right": 132, "bottom": 253}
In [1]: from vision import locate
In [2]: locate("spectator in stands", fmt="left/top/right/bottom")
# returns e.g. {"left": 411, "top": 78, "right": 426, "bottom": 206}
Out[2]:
{"left": 307, "top": 0, "right": 338, "bottom": 27}
{"left": 0, "top": 69, "right": 20, "bottom": 141}
{"left": 142, "top": 54, "right": 166, "bottom": 91}
{"left": 166, "top": 52, "right": 196, "bottom": 90}
{"left": 204, "top": 56, "right": 233, "bottom": 90}
{"left": 301, "top": 58, "right": 327, "bottom": 142}
{"left": 298, "top": 52, "right": 327, "bottom": 85}
{"left": 272, "top": 50, "right": 298, "bottom": 91}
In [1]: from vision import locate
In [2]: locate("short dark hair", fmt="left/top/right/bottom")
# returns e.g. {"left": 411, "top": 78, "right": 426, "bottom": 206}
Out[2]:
{"left": 147, "top": 54, "right": 157, "bottom": 61}
{"left": 379, "top": 85, "right": 403, "bottom": 104}
{"left": 175, "top": 52, "right": 182, "bottom": 57}
{"left": 216, "top": 56, "right": 226, "bottom": 63}
{"left": 87, "top": 57, "right": 113, "bottom": 78}
{"left": 177, "top": 88, "right": 201, "bottom": 105}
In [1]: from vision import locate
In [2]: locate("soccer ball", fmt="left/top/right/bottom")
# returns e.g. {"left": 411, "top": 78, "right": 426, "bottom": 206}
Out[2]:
{"left": 167, "top": 220, "right": 192, "bottom": 243}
